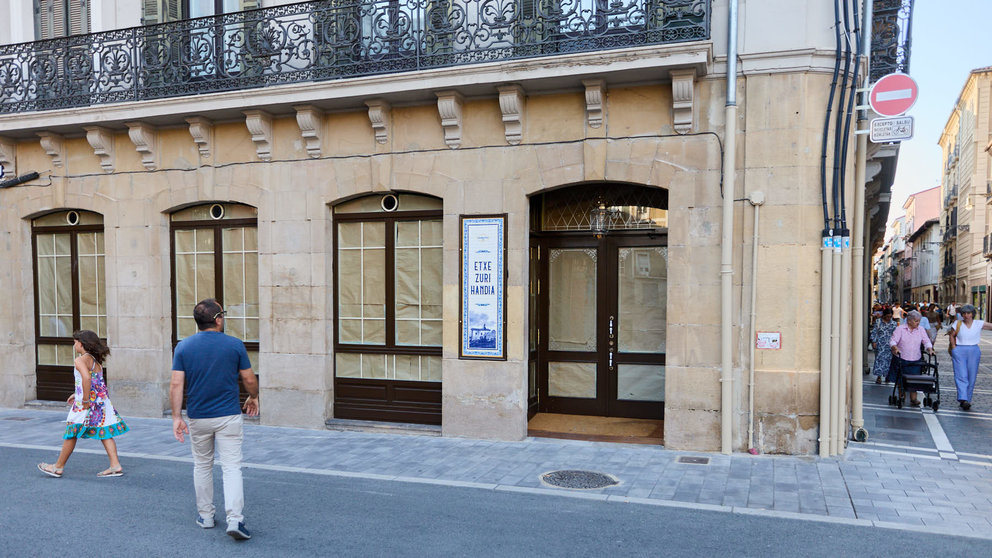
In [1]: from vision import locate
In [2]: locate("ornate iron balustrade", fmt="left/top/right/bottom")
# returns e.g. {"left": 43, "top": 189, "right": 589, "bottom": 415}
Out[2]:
{"left": 870, "top": 0, "right": 914, "bottom": 82}
{"left": 0, "top": 0, "right": 709, "bottom": 114}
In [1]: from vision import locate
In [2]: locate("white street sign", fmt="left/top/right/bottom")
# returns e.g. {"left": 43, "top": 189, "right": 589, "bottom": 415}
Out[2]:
{"left": 870, "top": 116, "right": 914, "bottom": 143}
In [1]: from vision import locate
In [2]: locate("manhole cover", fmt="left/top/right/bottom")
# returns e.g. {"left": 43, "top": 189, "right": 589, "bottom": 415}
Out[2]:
{"left": 677, "top": 456, "right": 710, "bottom": 465}
{"left": 0, "top": 417, "right": 32, "bottom": 421}
{"left": 541, "top": 470, "right": 618, "bottom": 490}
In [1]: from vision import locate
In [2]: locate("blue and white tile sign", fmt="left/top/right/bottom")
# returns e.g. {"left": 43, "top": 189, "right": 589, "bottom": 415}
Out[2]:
{"left": 461, "top": 216, "right": 505, "bottom": 359}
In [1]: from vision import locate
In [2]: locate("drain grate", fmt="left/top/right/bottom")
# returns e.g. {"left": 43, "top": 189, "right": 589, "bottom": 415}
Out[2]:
{"left": 0, "top": 417, "right": 32, "bottom": 421}
{"left": 541, "top": 470, "right": 618, "bottom": 490}
{"left": 677, "top": 456, "right": 710, "bottom": 465}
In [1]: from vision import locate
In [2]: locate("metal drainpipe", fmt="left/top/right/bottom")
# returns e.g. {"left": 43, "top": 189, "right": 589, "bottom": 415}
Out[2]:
{"left": 721, "top": 0, "right": 740, "bottom": 455}
{"left": 747, "top": 192, "right": 764, "bottom": 454}
{"left": 839, "top": 233, "right": 852, "bottom": 450}
{"left": 830, "top": 232, "right": 843, "bottom": 455}
{"left": 851, "top": 0, "right": 873, "bottom": 441}
{"left": 819, "top": 235, "right": 833, "bottom": 457}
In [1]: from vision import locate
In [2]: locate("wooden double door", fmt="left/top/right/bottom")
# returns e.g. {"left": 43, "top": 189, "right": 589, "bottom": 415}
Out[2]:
{"left": 531, "top": 233, "right": 667, "bottom": 419}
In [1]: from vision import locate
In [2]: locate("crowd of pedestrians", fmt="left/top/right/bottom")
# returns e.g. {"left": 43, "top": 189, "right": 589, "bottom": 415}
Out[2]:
{"left": 870, "top": 300, "right": 987, "bottom": 411}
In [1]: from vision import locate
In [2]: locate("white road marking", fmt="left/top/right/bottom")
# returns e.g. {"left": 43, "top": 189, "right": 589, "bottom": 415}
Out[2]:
{"left": 847, "top": 446, "right": 942, "bottom": 460}
{"left": 852, "top": 441, "right": 938, "bottom": 453}
{"left": 923, "top": 410, "right": 957, "bottom": 460}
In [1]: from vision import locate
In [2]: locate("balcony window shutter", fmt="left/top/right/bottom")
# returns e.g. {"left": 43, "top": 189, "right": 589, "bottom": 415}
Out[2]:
{"left": 37, "top": 0, "right": 68, "bottom": 39}
{"left": 68, "top": 0, "right": 91, "bottom": 36}
{"left": 241, "top": 0, "right": 259, "bottom": 10}
{"left": 167, "top": 0, "right": 182, "bottom": 20}
{"left": 142, "top": 0, "right": 161, "bottom": 25}
{"left": 143, "top": 0, "right": 183, "bottom": 25}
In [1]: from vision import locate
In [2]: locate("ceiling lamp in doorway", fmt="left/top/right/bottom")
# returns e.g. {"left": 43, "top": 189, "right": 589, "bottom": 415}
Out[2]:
{"left": 589, "top": 200, "right": 618, "bottom": 233}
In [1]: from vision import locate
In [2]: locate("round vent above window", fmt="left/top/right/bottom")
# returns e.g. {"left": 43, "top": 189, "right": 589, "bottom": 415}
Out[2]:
{"left": 380, "top": 194, "right": 398, "bottom": 212}
{"left": 66, "top": 211, "right": 80, "bottom": 226}
{"left": 209, "top": 204, "right": 225, "bottom": 219}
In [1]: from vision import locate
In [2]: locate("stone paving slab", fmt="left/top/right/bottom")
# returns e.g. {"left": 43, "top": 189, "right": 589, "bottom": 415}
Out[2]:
{"left": 3, "top": 407, "right": 991, "bottom": 540}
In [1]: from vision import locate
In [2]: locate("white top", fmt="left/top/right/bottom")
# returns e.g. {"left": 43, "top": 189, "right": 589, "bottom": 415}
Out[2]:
{"left": 953, "top": 319, "right": 984, "bottom": 346}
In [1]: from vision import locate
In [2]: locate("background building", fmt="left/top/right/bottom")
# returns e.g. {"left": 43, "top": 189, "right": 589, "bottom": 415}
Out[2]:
{"left": 0, "top": 1, "right": 911, "bottom": 455}
{"left": 938, "top": 66, "right": 992, "bottom": 316}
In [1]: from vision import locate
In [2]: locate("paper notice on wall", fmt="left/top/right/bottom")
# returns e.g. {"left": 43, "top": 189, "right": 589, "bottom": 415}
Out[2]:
{"left": 756, "top": 332, "right": 781, "bottom": 350}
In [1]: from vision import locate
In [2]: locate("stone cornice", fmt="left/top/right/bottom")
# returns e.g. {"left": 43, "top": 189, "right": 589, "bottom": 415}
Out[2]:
{"left": 83, "top": 126, "right": 115, "bottom": 172}
{"left": 436, "top": 90, "right": 464, "bottom": 149}
{"left": 581, "top": 79, "right": 606, "bottom": 129}
{"left": 497, "top": 84, "right": 525, "bottom": 145}
{"left": 185, "top": 116, "right": 213, "bottom": 158}
{"left": 243, "top": 110, "right": 273, "bottom": 161}
{"left": 37, "top": 132, "right": 64, "bottom": 168}
{"left": 365, "top": 99, "right": 390, "bottom": 144}
{"left": 0, "top": 137, "right": 14, "bottom": 176}
{"left": 669, "top": 69, "right": 696, "bottom": 134}
{"left": 0, "top": 44, "right": 711, "bottom": 137}
{"left": 125, "top": 121, "right": 157, "bottom": 170}
{"left": 293, "top": 105, "right": 324, "bottom": 158}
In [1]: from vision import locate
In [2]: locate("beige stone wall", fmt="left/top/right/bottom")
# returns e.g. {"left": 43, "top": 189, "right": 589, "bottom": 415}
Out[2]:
{"left": 0, "top": 70, "right": 847, "bottom": 453}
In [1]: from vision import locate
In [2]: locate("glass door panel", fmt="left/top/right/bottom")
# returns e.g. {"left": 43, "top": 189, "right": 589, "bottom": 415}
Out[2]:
{"left": 548, "top": 248, "right": 597, "bottom": 351}
{"left": 617, "top": 246, "right": 667, "bottom": 353}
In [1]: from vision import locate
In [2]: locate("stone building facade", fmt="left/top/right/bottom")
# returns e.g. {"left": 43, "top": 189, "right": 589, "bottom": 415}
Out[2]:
{"left": 939, "top": 67, "right": 992, "bottom": 316}
{"left": 0, "top": 1, "right": 906, "bottom": 454}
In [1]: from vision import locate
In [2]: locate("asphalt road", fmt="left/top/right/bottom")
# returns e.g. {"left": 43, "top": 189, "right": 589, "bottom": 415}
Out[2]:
{"left": 2, "top": 447, "right": 985, "bottom": 558}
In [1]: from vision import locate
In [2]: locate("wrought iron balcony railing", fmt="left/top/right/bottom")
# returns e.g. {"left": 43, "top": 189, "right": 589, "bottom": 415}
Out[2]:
{"left": 0, "top": 0, "right": 710, "bottom": 115}
{"left": 870, "top": 0, "right": 914, "bottom": 82}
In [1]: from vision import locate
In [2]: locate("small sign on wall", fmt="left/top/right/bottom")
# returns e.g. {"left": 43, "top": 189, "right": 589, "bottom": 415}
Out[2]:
{"left": 756, "top": 332, "right": 781, "bottom": 350}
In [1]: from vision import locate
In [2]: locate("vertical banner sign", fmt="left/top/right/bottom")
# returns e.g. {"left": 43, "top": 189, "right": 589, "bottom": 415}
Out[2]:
{"left": 460, "top": 215, "right": 507, "bottom": 360}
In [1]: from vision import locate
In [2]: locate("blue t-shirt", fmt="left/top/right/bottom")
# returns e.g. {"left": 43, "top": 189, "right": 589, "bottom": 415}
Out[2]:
{"left": 172, "top": 331, "right": 251, "bottom": 419}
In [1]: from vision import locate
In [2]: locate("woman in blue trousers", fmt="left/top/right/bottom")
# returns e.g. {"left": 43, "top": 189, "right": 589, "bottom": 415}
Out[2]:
{"left": 948, "top": 304, "right": 991, "bottom": 410}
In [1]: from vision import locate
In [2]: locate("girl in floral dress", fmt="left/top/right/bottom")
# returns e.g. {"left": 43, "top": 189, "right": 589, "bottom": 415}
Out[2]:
{"left": 38, "top": 330, "right": 129, "bottom": 478}
{"left": 870, "top": 307, "right": 897, "bottom": 384}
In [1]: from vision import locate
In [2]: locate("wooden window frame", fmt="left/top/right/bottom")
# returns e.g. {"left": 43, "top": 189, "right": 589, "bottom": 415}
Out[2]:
{"left": 333, "top": 207, "right": 443, "bottom": 425}
{"left": 32, "top": 220, "right": 105, "bottom": 400}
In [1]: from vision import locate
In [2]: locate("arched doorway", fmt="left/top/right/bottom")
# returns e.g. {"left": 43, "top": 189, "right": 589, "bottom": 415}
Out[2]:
{"left": 529, "top": 184, "right": 668, "bottom": 425}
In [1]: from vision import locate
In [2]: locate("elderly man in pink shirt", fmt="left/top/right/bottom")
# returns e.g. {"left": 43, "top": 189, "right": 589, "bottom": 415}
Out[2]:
{"left": 889, "top": 310, "right": 935, "bottom": 406}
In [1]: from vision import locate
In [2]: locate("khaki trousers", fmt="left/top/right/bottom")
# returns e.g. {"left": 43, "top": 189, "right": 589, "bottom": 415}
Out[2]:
{"left": 189, "top": 414, "right": 244, "bottom": 526}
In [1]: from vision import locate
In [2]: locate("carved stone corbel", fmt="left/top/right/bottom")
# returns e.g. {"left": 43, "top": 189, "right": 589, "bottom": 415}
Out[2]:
{"left": 0, "top": 137, "right": 15, "bottom": 176}
{"left": 37, "top": 132, "right": 64, "bottom": 168}
{"left": 670, "top": 68, "right": 696, "bottom": 134}
{"left": 293, "top": 105, "right": 324, "bottom": 158}
{"left": 243, "top": 110, "right": 273, "bottom": 161}
{"left": 125, "top": 122, "right": 157, "bottom": 170}
{"left": 83, "top": 126, "right": 115, "bottom": 172}
{"left": 435, "top": 90, "right": 464, "bottom": 148}
{"left": 582, "top": 79, "right": 606, "bottom": 129}
{"left": 185, "top": 116, "right": 213, "bottom": 158}
{"left": 497, "top": 84, "right": 526, "bottom": 145}
{"left": 365, "top": 99, "right": 391, "bottom": 145}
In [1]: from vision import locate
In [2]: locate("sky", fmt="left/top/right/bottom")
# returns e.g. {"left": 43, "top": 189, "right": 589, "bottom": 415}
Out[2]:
{"left": 885, "top": 0, "right": 992, "bottom": 225}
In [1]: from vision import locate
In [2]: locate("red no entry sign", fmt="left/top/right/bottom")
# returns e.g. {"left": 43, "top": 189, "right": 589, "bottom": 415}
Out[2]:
{"left": 869, "top": 73, "right": 919, "bottom": 117}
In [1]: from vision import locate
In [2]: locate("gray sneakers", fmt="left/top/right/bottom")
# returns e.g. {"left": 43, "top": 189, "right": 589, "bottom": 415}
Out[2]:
{"left": 226, "top": 521, "right": 251, "bottom": 540}
{"left": 196, "top": 515, "right": 215, "bottom": 529}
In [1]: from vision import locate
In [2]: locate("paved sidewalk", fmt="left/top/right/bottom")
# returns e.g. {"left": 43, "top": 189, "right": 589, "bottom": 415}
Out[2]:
{"left": 3, "top": 407, "right": 991, "bottom": 540}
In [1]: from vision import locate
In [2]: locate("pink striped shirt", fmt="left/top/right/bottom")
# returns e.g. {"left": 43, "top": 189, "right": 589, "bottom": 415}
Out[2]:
{"left": 889, "top": 323, "right": 932, "bottom": 361}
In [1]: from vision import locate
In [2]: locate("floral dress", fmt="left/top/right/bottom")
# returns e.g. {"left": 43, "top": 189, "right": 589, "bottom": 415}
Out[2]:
{"left": 64, "top": 355, "right": 129, "bottom": 440}
{"left": 870, "top": 319, "right": 898, "bottom": 379}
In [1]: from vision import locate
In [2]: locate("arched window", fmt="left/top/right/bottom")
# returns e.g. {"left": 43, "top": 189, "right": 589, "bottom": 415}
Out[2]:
{"left": 170, "top": 203, "right": 259, "bottom": 382}
{"left": 32, "top": 209, "right": 105, "bottom": 400}
{"left": 333, "top": 193, "right": 442, "bottom": 424}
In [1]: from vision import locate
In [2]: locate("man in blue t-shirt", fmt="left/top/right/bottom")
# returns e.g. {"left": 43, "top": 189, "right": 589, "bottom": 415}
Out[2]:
{"left": 171, "top": 298, "right": 259, "bottom": 541}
